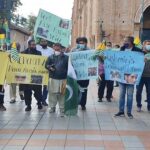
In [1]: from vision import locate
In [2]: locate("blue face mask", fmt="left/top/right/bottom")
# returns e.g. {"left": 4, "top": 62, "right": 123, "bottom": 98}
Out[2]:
{"left": 124, "top": 43, "right": 129, "bottom": 49}
{"left": 76, "top": 44, "right": 80, "bottom": 49}
{"left": 79, "top": 44, "right": 85, "bottom": 49}
{"left": 145, "top": 45, "right": 150, "bottom": 51}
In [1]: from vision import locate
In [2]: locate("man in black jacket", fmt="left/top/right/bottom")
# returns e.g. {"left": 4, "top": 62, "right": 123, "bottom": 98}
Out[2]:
{"left": 45, "top": 43, "right": 68, "bottom": 117}
{"left": 22, "top": 40, "right": 43, "bottom": 111}
{"left": 114, "top": 36, "right": 143, "bottom": 119}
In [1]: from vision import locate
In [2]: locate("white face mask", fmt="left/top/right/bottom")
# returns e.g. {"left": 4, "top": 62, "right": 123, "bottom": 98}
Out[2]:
{"left": 55, "top": 51, "right": 61, "bottom": 55}
{"left": 145, "top": 45, "right": 150, "bottom": 51}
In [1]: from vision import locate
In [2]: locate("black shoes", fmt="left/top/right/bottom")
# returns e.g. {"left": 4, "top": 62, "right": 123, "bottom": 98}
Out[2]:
{"left": 81, "top": 106, "right": 86, "bottom": 110}
{"left": 107, "top": 99, "right": 112, "bottom": 102}
{"left": 42, "top": 101, "right": 48, "bottom": 106}
{"left": 10, "top": 99, "right": 16, "bottom": 104}
{"left": 20, "top": 94, "right": 25, "bottom": 100}
{"left": 98, "top": 98, "right": 103, "bottom": 102}
{"left": 114, "top": 112, "right": 133, "bottom": 119}
{"left": 114, "top": 112, "right": 125, "bottom": 117}
{"left": 38, "top": 104, "right": 43, "bottom": 110}
{"left": 25, "top": 106, "right": 32, "bottom": 111}
{"left": 0, "top": 105, "right": 6, "bottom": 111}
{"left": 127, "top": 113, "right": 133, "bottom": 119}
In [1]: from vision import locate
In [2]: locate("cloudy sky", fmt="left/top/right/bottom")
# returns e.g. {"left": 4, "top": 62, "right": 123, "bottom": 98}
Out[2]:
{"left": 18, "top": 0, "right": 74, "bottom": 19}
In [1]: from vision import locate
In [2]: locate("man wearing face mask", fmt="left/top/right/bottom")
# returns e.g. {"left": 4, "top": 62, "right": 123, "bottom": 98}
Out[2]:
{"left": 114, "top": 36, "right": 142, "bottom": 119}
{"left": 136, "top": 40, "right": 150, "bottom": 112}
{"left": 72, "top": 37, "right": 90, "bottom": 110}
{"left": 21, "top": 40, "right": 43, "bottom": 111}
{"left": 45, "top": 43, "right": 68, "bottom": 117}
{"left": 37, "top": 38, "right": 54, "bottom": 106}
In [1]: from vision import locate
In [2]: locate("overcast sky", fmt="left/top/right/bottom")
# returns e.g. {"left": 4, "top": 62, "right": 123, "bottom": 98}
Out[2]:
{"left": 18, "top": 0, "right": 74, "bottom": 19}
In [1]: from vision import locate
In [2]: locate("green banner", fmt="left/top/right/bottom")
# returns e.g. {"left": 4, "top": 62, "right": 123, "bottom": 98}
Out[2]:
{"left": 34, "top": 9, "right": 71, "bottom": 47}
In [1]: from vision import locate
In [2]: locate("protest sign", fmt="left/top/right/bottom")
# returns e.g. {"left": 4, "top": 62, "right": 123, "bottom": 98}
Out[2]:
{"left": 0, "top": 52, "right": 9, "bottom": 84}
{"left": 71, "top": 50, "right": 98, "bottom": 80}
{"left": 6, "top": 54, "right": 49, "bottom": 85}
{"left": 104, "top": 50, "right": 145, "bottom": 85}
{"left": 34, "top": 9, "right": 71, "bottom": 47}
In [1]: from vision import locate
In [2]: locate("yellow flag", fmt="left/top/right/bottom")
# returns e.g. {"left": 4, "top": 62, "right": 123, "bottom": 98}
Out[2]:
{"left": 96, "top": 43, "right": 106, "bottom": 50}
{"left": 12, "top": 42, "right": 17, "bottom": 49}
{"left": 134, "top": 37, "right": 140, "bottom": 45}
{"left": 0, "top": 34, "right": 5, "bottom": 39}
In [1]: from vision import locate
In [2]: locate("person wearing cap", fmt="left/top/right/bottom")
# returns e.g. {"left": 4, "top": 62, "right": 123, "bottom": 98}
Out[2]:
{"left": 45, "top": 43, "right": 68, "bottom": 117}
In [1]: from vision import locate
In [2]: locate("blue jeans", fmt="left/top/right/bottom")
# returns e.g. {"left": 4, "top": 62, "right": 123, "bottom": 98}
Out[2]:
{"left": 42, "top": 85, "right": 48, "bottom": 103}
{"left": 136, "top": 77, "right": 150, "bottom": 109}
{"left": 119, "top": 83, "right": 134, "bottom": 113}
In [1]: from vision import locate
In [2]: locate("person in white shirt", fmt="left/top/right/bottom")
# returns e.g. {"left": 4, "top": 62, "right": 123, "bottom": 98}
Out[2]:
{"left": 37, "top": 38, "right": 54, "bottom": 106}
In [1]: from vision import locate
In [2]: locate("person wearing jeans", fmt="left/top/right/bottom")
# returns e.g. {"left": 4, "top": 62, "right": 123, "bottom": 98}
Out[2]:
{"left": 114, "top": 36, "right": 142, "bottom": 119}
{"left": 136, "top": 40, "right": 150, "bottom": 112}
{"left": 118, "top": 83, "right": 134, "bottom": 114}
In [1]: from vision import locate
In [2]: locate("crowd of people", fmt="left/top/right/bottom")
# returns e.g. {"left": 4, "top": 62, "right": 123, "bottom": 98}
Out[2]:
{"left": 0, "top": 36, "right": 150, "bottom": 119}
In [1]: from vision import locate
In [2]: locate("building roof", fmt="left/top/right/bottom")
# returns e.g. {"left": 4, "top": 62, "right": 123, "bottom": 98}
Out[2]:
{"left": 10, "top": 23, "right": 30, "bottom": 36}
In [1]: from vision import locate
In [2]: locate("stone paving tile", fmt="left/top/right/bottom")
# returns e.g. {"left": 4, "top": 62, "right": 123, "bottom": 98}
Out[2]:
{"left": 3, "top": 146, "right": 24, "bottom": 150}
{"left": 1, "top": 82, "right": 150, "bottom": 150}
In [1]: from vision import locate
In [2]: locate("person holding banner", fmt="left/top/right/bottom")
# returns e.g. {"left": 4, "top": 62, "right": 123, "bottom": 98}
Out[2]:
{"left": 45, "top": 43, "right": 68, "bottom": 117}
{"left": 21, "top": 40, "right": 43, "bottom": 111}
{"left": 72, "top": 37, "right": 90, "bottom": 110}
{"left": 136, "top": 40, "right": 150, "bottom": 112}
{"left": 37, "top": 38, "right": 54, "bottom": 106}
{"left": 114, "top": 36, "right": 142, "bottom": 119}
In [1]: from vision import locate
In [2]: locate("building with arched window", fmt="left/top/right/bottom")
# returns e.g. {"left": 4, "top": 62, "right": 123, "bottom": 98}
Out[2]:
{"left": 71, "top": 0, "right": 150, "bottom": 48}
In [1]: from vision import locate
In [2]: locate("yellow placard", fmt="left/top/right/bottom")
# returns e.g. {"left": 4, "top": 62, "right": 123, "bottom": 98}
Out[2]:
{"left": 6, "top": 54, "right": 49, "bottom": 85}
{"left": 0, "top": 52, "right": 9, "bottom": 85}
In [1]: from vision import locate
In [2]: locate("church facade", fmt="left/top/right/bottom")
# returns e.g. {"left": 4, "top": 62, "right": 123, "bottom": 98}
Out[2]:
{"left": 71, "top": 0, "right": 150, "bottom": 48}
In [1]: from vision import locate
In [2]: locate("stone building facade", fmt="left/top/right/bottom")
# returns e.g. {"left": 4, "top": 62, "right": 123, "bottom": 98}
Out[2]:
{"left": 71, "top": 0, "right": 150, "bottom": 48}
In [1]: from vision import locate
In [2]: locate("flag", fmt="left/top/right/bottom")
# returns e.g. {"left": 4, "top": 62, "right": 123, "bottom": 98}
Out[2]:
{"left": 64, "top": 58, "right": 78, "bottom": 116}
{"left": 10, "top": 42, "right": 20, "bottom": 62}
{"left": 3, "top": 20, "right": 10, "bottom": 44}
{"left": 0, "top": 34, "right": 5, "bottom": 39}
{"left": 134, "top": 37, "right": 142, "bottom": 49}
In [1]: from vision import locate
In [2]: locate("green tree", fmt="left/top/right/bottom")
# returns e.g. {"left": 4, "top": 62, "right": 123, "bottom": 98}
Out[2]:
{"left": 27, "top": 15, "right": 37, "bottom": 32}
{"left": 0, "top": 0, "right": 22, "bottom": 21}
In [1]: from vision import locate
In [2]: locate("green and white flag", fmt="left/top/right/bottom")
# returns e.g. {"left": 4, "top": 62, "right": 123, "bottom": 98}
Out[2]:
{"left": 10, "top": 42, "right": 19, "bottom": 62}
{"left": 65, "top": 58, "right": 78, "bottom": 116}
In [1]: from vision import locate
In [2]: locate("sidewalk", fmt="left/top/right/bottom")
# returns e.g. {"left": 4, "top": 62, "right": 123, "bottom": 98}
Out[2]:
{"left": 0, "top": 81, "right": 150, "bottom": 150}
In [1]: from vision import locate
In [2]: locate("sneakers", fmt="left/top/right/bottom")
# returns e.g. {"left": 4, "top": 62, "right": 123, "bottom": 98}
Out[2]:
{"left": 10, "top": 99, "right": 16, "bottom": 104}
{"left": 0, "top": 105, "right": 6, "bottom": 111}
{"left": 127, "top": 113, "right": 133, "bottom": 119}
{"left": 137, "top": 107, "right": 141, "bottom": 112}
{"left": 25, "top": 106, "right": 31, "bottom": 111}
{"left": 114, "top": 112, "right": 125, "bottom": 117}
{"left": 42, "top": 101, "right": 48, "bottom": 106}
{"left": 49, "top": 107, "right": 55, "bottom": 113}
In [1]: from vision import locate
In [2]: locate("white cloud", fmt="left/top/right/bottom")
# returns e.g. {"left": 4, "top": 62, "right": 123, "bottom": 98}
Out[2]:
{"left": 18, "top": 0, "right": 74, "bottom": 19}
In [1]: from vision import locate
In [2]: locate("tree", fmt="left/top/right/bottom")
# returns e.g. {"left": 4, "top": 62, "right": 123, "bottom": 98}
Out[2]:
{"left": 27, "top": 15, "right": 37, "bottom": 32}
{"left": 0, "top": 0, "right": 22, "bottom": 21}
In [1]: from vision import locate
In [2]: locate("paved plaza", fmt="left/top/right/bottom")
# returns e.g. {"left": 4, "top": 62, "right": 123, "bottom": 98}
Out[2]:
{"left": 0, "top": 81, "right": 150, "bottom": 150}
